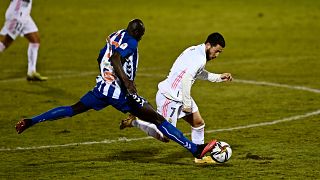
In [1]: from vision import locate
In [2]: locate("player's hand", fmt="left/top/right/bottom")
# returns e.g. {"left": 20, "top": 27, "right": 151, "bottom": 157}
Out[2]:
{"left": 182, "top": 106, "right": 192, "bottom": 113}
{"left": 221, "top": 73, "right": 233, "bottom": 82}
{"left": 125, "top": 80, "right": 137, "bottom": 95}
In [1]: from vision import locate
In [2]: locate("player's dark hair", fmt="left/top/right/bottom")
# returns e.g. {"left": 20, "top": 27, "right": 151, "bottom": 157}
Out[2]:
{"left": 127, "top": 19, "right": 145, "bottom": 41}
{"left": 205, "top": 32, "right": 225, "bottom": 48}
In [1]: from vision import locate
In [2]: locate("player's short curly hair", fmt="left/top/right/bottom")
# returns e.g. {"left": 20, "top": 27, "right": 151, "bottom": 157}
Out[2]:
{"left": 205, "top": 32, "right": 225, "bottom": 48}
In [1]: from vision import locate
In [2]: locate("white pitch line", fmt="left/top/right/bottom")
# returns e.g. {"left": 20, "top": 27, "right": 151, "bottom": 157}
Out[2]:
{"left": 0, "top": 71, "right": 319, "bottom": 152}
{"left": 0, "top": 137, "right": 154, "bottom": 151}
{"left": 205, "top": 109, "right": 320, "bottom": 133}
{"left": 234, "top": 79, "right": 320, "bottom": 94}
{"left": 1, "top": 71, "right": 320, "bottom": 94}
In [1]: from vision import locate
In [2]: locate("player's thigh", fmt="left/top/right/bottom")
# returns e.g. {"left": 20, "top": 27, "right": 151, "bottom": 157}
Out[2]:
{"left": 80, "top": 91, "right": 110, "bottom": 111}
{"left": 156, "top": 91, "right": 180, "bottom": 126}
{"left": 71, "top": 101, "right": 91, "bottom": 115}
{"left": 126, "top": 93, "right": 165, "bottom": 125}
{"left": 132, "top": 102, "right": 165, "bottom": 126}
{"left": 22, "top": 16, "right": 40, "bottom": 43}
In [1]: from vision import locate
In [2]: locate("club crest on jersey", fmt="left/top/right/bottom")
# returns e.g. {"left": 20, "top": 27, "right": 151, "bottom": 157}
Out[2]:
{"left": 103, "top": 71, "right": 116, "bottom": 83}
{"left": 120, "top": 43, "right": 128, "bottom": 50}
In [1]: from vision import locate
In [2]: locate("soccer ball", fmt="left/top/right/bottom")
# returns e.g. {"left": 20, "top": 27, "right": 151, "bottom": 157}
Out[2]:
{"left": 210, "top": 141, "right": 232, "bottom": 163}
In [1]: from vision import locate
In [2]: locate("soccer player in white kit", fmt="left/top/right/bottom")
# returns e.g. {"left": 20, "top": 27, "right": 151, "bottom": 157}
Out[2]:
{"left": 0, "top": 0, "right": 47, "bottom": 81}
{"left": 120, "top": 32, "right": 232, "bottom": 163}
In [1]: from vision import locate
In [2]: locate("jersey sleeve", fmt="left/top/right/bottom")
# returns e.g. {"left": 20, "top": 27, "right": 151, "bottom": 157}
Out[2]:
{"left": 114, "top": 38, "right": 137, "bottom": 58}
{"left": 197, "top": 69, "right": 223, "bottom": 82}
{"left": 181, "top": 72, "right": 193, "bottom": 108}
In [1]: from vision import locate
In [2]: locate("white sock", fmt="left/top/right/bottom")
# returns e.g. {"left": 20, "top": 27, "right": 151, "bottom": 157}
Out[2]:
{"left": 27, "top": 43, "right": 40, "bottom": 75}
{"left": 132, "top": 119, "right": 167, "bottom": 142}
{"left": 0, "top": 42, "right": 5, "bottom": 52}
{"left": 191, "top": 124, "right": 205, "bottom": 145}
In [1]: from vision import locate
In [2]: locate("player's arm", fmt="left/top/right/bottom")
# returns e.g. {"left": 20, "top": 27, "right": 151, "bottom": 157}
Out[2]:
{"left": 197, "top": 69, "right": 232, "bottom": 82}
{"left": 110, "top": 51, "right": 137, "bottom": 95}
{"left": 181, "top": 73, "right": 193, "bottom": 113}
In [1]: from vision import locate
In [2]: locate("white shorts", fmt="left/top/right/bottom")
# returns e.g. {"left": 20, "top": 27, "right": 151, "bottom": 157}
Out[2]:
{"left": 0, "top": 16, "right": 38, "bottom": 40}
{"left": 156, "top": 90, "right": 198, "bottom": 127}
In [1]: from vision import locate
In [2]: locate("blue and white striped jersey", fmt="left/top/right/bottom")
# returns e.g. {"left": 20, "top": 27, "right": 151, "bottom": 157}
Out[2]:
{"left": 95, "top": 29, "right": 139, "bottom": 99}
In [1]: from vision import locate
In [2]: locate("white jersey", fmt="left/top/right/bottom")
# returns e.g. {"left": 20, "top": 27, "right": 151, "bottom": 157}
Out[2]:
{"left": 158, "top": 44, "right": 207, "bottom": 102}
{"left": 5, "top": 0, "right": 32, "bottom": 20}
{"left": 0, "top": 0, "right": 37, "bottom": 39}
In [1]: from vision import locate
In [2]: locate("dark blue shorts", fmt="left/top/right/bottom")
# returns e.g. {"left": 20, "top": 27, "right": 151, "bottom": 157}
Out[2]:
{"left": 80, "top": 88, "right": 146, "bottom": 114}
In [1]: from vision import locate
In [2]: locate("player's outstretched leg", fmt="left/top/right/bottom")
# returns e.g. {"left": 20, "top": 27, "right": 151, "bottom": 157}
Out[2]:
{"left": 16, "top": 101, "right": 89, "bottom": 134}
{"left": 129, "top": 99, "right": 217, "bottom": 158}
{"left": 121, "top": 113, "right": 215, "bottom": 162}
{"left": 15, "top": 106, "right": 73, "bottom": 134}
{"left": 120, "top": 114, "right": 169, "bottom": 142}
{"left": 157, "top": 120, "right": 217, "bottom": 158}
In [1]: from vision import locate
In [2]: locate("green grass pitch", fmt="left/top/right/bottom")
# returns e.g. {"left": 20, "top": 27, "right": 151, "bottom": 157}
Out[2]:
{"left": 1, "top": 0, "right": 320, "bottom": 179}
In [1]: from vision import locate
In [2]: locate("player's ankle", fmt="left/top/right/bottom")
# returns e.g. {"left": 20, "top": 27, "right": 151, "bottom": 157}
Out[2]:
{"left": 193, "top": 144, "right": 207, "bottom": 158}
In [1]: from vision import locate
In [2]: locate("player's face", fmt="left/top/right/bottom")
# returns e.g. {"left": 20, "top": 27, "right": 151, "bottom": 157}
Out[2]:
{"left": 206, "top": 44, "right": 223, "bottom": 61}
{"left": 135, "top": 29, "right": 145, "bottom": 41}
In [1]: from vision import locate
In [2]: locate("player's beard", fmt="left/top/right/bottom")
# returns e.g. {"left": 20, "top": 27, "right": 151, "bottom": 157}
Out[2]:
{"left": 205, "top": 49, "right": 212, "bottom": 61}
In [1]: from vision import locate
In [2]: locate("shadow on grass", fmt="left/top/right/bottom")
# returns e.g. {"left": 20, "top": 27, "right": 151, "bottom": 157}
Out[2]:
{"left": 25, "top": 146, "right": 233, "bottom": 168}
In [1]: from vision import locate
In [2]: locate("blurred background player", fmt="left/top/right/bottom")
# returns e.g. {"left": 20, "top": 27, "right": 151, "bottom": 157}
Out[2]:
{"left": 120, "top": 32, "right": 232, "bottom": 164}
{"left": 15, "top": 19, "right": 217, "bottom": 160}
{"left": 0, "top": 0, "right": 47, "bottom": 81}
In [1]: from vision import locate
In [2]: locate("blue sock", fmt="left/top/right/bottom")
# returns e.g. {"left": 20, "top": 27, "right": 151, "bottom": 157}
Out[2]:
{"left": 157, "top": 120, "right": 198, "bottom": 154}
{"left": 31, "top": 106, "right": 74, "bottom": 125}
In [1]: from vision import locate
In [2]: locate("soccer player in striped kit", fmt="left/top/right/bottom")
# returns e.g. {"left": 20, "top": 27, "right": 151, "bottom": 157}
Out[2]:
{"left": 0, "top": 0, "right": 47, "bottom": 81}
{"left": 15, "top": 19, "right": 217, "bottom": 160}
{"left": 120, "top": 32, "right": 232, "bottom": 163}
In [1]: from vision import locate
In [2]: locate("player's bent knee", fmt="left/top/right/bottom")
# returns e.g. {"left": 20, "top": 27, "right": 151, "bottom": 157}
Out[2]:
{"left": 25, "top": 32, "right": 40, "bottom": 43}
{"left": 193, "top": 120, "right": 205, "bottom": 127}
{"left": 71, "top": 101, "right": 90, "bottom": 115}
{"left": 155, "top": 113, "right": 166, "bottom": 125}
